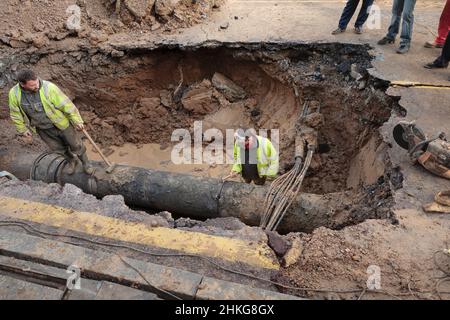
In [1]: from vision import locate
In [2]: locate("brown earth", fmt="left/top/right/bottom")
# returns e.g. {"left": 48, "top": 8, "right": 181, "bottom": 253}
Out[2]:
{"left": 0, "top": 0, "right": 449, "bottom": 300}
{"left": 0, "top": 0, "right": 222, "bottom": 51}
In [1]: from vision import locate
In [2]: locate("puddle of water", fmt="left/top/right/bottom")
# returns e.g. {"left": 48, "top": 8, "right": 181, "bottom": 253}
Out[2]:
{"left": 86, "top": 142, "right": 231, "bottom": 178}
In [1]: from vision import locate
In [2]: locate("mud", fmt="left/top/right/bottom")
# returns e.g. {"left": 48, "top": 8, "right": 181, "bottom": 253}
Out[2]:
{"left": 0, "top": 42, "right": 404, "bottom": 233}
{"left": 1, "top": 43, "right": 398, "bottom": 184}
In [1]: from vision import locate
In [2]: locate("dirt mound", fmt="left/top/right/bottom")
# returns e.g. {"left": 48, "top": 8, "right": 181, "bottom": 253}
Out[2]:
{"left": 0, "top": 0, "right": 221, "bottom": 51}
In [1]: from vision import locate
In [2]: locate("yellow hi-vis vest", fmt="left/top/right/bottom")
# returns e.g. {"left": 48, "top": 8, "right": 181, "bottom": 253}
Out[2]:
{"left": 232, "top": 135, "right": 279, "bottom": 177}
{"left": 8, "top": 80, "right": 83, "bottom": 134}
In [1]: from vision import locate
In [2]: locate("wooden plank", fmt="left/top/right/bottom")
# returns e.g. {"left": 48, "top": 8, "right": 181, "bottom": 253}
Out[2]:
{"left": 0, "top": 274, "right": 63, "bottom": 300}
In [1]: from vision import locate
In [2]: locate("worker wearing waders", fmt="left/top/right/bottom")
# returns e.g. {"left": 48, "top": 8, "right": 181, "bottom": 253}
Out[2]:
{"left": 8, "top": 69, "right": 93, "bottom": 175}
{"left": 223, "top": 128, "right": 279, "bottom": 185}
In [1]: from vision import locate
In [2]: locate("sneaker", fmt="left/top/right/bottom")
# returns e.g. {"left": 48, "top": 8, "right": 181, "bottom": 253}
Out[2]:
{"left": 331, "top": 27, "right": 345, "bottom": 35}
{"left": 396, "top": 44, "right": 410, "bottom": 54}
{"left": 354, "top": 26, "right": 363, "bottom": 34}
{"left": 378, "top": 37, "right": 395, "bottom": 45}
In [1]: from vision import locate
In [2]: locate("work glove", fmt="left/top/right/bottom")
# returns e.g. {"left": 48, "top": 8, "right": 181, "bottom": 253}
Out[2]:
{"left": 74, "top": 123, "right": 85, "bottom": 131}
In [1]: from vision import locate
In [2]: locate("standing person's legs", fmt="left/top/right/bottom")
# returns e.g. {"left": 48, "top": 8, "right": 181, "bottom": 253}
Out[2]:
{"left": 424, "top": 30, "right": 450, "bottom": 68}
{"left": 60, "top": 125, "right": 93, "bottom": 174}
{"left": 386, "top": 0, "right": 405, "bottom": 40}
{"left": 441, "top": 30, "right": 450, "bottom": 63}
{"left": 354, "top": 0, "right": 375, "bottom": 28}
{"left": 36, "top": 127, "right": 79, "bottom": 174}
{"left": 436, "top": 0, "right": 450, "bottom": 45}
{"left": 36, "top": 127, "right": 69, "bottom": 155}
{"left": 338, "top": 0, "right": 360, "bottom": 29}
{"left": 399, "top": 0, "right": 417, "bottom": 46}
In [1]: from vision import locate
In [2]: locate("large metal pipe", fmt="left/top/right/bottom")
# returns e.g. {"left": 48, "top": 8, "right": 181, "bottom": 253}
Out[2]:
{"left": 0, "top": 149, "right": 345, "bottom": 233}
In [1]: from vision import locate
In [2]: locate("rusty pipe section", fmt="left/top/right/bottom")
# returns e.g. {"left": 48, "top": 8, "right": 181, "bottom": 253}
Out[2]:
{"left": 0, "top": 149, "right": 340, "bottom": 233}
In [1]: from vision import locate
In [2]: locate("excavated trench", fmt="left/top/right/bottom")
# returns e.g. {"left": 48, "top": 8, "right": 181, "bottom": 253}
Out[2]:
{"left": 0, "top": 43, "right": 405, "bottom": 232}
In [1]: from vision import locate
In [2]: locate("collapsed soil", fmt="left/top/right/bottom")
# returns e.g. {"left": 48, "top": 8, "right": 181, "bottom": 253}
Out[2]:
{"left": 0, "top": 0, "right": 222, "bottom": 50}
{"left": 0, "top": 43, "right": 403, "bottom": 234}
{"left": 1, "top": 44, "right": 398, "bottom": 192}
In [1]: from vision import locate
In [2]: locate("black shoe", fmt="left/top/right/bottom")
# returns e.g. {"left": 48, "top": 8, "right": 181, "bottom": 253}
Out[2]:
{"left": 396, "top": 44, "right": 410, "bottom": 54}
{"left": 378, "top": 37, "right": 395, "bottom": 45}
{"left": 424, "top": 60, "right": 448, "bottom": 69}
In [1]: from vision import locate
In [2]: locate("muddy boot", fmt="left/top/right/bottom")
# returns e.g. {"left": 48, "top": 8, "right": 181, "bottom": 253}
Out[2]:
{"left": 79, "top": 153, "right": 94, "bottom": 175}
{"left": 65, "top": 158, "right": 78, "bottom": 175}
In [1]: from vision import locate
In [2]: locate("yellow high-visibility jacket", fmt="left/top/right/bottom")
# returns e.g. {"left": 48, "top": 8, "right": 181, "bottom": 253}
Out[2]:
{"left": 232, "top": 135, "right": 279, "bottom": 177}
{"left": 8, "top": 80, "right": 83, "bottom": 134}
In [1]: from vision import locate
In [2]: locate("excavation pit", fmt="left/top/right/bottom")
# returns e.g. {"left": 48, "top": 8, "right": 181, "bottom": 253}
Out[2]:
{"left": 0, "top": 43, "right": 404, "bottom": 233}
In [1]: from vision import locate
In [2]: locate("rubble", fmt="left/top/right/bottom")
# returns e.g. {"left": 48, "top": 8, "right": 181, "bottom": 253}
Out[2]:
{"left": 211, "top": 73, "right": 246, "bottom": 102}
{"left": 181, "top": 79, "right": 218, "bottom": 114}
{"left": 124, "top": 0, "right": 155, "bottom": 20}
{"left": 155, "top": 0, "right": 182, "bottom": 19}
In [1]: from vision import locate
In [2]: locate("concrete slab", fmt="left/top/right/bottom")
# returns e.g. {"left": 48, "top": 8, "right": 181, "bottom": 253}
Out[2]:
{"left": 196, "top": 276, "right": 302, "bottom": 300}
{"left": 95, "top": 282, "right": 161, "bottom": 300}
{"left": 0, "top": 229, "right": 298, "bottom": 300}
{"left": 0, "top": 274, "right": 64, "bottom": 300}
{"left": 0, "top": 229, "right": 203, "bottom": 299}
{"left": 0, "top": 195, "right": 279, "bottom": 271}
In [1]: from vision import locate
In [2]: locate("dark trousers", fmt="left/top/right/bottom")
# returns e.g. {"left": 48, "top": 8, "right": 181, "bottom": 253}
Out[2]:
{"left": 443, "top": 30, "right": 450, "bottom": 62}
{"left": 36, "top": 125, "right": 87, "bottom": 161}
{"left": 435, "top": 30, "right": 450, "bottom": 66}
{"left": 338, "top": 0, "right": 375, "bottom": 29}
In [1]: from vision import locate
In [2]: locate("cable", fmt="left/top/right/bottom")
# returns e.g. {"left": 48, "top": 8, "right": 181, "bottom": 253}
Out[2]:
{"left": 433, "top": 249, "right": 450, "bottom": 300}
{"left": 0, "top": 220, "right": 416, "bottom": 299}
{"left": 0, "top": 221, "right": 182, "bottom": 300}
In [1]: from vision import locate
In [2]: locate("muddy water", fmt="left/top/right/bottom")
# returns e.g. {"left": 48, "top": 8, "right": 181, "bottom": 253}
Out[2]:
{"left": 86, "top": 142, "right": 232, "bottom": 179}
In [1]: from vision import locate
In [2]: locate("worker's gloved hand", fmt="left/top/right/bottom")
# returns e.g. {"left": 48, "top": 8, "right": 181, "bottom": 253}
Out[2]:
{"left": 74, "top": 123, "right": 85, "bottom": 131}
{"left": 20, "top": 131, "right": 33, "bottom": 144}
{"left": 22, "top": 130, "right": 32, "bottom": 138}
{"left": 222, "top": 172, "right": 237, "bottom": 182}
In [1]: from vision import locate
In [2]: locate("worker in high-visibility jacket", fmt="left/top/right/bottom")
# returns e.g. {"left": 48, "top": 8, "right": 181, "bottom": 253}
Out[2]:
{"left": 223, "top": 128, "right": 279, "bottom": 185}
{"left": 8, "top": 69, "right": 93, "bottom": 175}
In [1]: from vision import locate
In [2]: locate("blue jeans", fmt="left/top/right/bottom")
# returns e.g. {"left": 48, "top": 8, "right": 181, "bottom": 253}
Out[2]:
{"left": 338, "top": 0, "right": 375, "bottom": 29}
{"left": 386, "top": 0, "right": 417, "bottom": 45}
